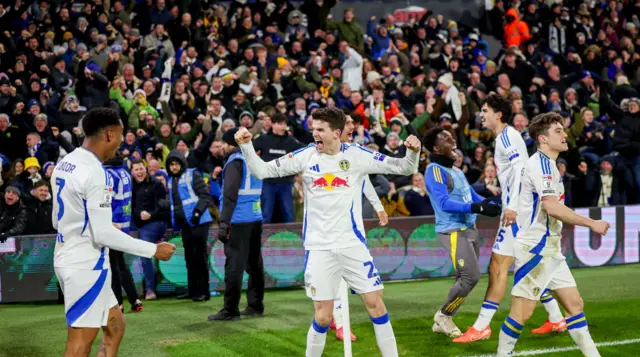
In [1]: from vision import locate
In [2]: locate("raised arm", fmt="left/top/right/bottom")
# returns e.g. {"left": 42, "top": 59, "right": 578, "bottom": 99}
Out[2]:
{"left": 358, "top": 135, "right": 421, "bottom": 175}
{"left": 236, "top": 127, "right": 308, "bottom": 179}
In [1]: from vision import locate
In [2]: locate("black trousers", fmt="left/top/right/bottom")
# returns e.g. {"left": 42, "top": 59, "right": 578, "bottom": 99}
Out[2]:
{"left": 223, "top": 221, "right": 265, "bottom": 314}
{"left": 109, "top": 249, "right": 139, "bottom": 306}
{"left": 182, "top": 224, "right": 210, "bottom": 297}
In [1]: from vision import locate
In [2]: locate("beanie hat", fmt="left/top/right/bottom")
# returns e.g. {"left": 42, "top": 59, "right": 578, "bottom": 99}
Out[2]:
{"left": 222, "top": 128, "right": 240, "bottom": 147}
{"left": 5, "top": 183, "right": 21, "bottom": 197}
{"left": 43, "top": 161, "right": 55, "bottom": 173}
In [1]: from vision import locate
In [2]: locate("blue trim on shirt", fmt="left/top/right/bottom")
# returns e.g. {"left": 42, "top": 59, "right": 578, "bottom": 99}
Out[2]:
{"left": 424, "top": 166, "right": 472, "bottom": 214}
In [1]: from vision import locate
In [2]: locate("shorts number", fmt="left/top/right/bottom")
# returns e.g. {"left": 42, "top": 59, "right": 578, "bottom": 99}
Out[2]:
{"left": 55, "top": 178, "right": 66, "bottom": 221}
{"left": 364, "top": 261, "right": 378, "bottom": 279}
{"left": 496, "top": 229, "right": 506, "bottom": 243}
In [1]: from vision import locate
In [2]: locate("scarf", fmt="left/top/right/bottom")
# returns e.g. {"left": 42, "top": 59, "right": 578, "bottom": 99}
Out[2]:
{"left": 319, "top": 85, "right": 331, "bottom": 98}
{"left": 370, "top": 100, "right": 388, "bottom": 127}
{"left": 599, "top": 173, "right": 613, "bottom": 207}
{"left": 548, "top": 24, "right": 566, "bottom": 55}
{"left": 446, "top": 85, "right": 463, "bottom": 121}
{"left": 29, "top": 142, "right": 41, "bottom": 157}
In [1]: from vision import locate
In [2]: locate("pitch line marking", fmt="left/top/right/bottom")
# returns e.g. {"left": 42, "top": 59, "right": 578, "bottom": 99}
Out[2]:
{"left": 458, "top": 338, "right": 640, "bottom": 357}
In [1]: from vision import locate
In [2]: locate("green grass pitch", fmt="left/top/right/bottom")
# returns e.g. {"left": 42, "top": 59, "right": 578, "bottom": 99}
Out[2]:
{"left": 1, "top": 264, "right": 639, "bottom": 357}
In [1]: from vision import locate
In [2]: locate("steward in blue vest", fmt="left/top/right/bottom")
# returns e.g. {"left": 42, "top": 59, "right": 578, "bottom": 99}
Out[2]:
{"left": 104, "top": 155, "right": 143, "bottom": 312}
{"left": 208, "top": 128, "right": 266, "bottom": 321}
{"left": 166, "top": 150, "right": 213, "bottom": 302}
{"left": 422, "top": 128, "right": 501, "bottom": 334}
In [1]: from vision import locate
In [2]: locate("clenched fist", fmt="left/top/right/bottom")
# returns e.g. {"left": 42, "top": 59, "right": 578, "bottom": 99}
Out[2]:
{"left": 154, "top": 242, "right": 176, "bottom": 261}
{"left": 234, "top": 127, "right": 252, "bottom": 145}
{"left": 404, "top": 135, "right": 421, "bottom": 153}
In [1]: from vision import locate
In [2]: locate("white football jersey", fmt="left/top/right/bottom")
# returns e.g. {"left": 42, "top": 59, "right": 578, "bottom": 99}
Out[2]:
{"left": 52, "top": 148, "right": 156, "bottom": 270}
{"left": 494, "top": 126, "right": 529, "bottom": 212}
{"left": 240, "top": 142, "right": 418, "bottom": 250}
{"left": 516, "top": 151, "right": 565, "bottom": 257}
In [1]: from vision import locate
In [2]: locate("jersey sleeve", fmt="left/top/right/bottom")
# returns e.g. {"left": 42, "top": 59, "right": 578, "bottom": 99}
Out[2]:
{"left": 356, "top": 146, "right": 419, "bottom": 176}
{"left": 424, "top": 166, "right": 473, "bottom": 214}
{"left": 239, "top": 142, "right": 308, "bottom": 179}
{"left": 84, "top": 169, "right": 157, "bottom": 258}
{"left": 505, "top": 129, "right": 529, "bottom": 211}
{"left": 363, "top": 176, "right": 384, "bottom": 212}
{"left": 527, "top": 158, "right": 558, "bottom": 198}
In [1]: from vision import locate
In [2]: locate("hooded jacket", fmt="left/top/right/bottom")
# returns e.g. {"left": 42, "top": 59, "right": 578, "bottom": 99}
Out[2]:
{"left": 504, "top": 8, "right": 531, "bottom": 48}
{"left": 166, "top": 150, "right": 212, "bottom": 226}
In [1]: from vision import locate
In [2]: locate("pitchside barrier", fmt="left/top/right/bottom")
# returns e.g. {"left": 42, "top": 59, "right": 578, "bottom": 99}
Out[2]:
{"left": 1, "top": 205, "right": 639, "bottom": 303}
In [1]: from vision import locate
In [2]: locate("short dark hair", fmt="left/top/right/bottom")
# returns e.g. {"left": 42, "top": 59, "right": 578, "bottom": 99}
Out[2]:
{"left": 311, "top": 107, "right": 346, "bottom": 132}
{"left": 81, "top": 108, "right": 122, "bottom": 137}
{"left": 423, "top": 127, "right": 446, "bottom": 153}
{"left": 130, "top": 158, "right": 145, "bottom": 167}
{"left": 528, "top": 112, "right": 564, "bottom": 145}
{"left": 484, "top": 93, "right": 512, "bottom": 123}
{"left": 271, "top": 112, "right": 287, "bottom": 124}
{"left": 33, "top": 180, "right": 49, "bottom": 189}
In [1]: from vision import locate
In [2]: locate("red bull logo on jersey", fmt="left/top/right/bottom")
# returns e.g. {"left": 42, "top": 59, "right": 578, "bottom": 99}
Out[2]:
{"left": 311, "top": 173, "right": 350, "bottom": 190}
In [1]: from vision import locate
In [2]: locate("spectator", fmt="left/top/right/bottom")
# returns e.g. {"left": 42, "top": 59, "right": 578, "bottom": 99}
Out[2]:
{"left": 253, "top": 113, "right": 303, "bottom": 223}
{"left": 166, "top": 150, "right": 213, "bottom": 302}
{"left": 131, "top": 159, "right": 169, "bottom": 300}
{"left": 404, "top": 173, "right": 434, "bottom": 216}
{"left": 23, "top": 180, "right": 54, "bottom": 235}
{"left": 0, "top": 183, "right": 27, "bottom": 242}
{"left": 503, "top": 8, "right": 531, "bottom": 48}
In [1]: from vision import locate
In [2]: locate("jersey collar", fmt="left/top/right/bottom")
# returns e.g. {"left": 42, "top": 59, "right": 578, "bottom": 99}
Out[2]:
{"left": 537, "top": 150, "right": 553, "bottom": 161}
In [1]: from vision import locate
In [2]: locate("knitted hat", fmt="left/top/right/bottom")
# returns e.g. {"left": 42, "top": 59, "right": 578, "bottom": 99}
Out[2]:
{"left": 222, "top": 128, "right": 240, "bottom": 147}
{"left": 438, "top": 73, "right": 453, "bottom": 88}
{"left": 43, "top": 161, "right": 55, "bottom": 173}
{"left": 5, "top": 183, "right": 21, "bottom": 197}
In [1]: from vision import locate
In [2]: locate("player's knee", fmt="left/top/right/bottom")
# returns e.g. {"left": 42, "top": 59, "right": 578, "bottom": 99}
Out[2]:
{"left": 362, "top": 293, "right": 386, "bottom": 317}
{"left": 463, "top": 269, "right": 481, "bottom": 292}
{"left": 314, "top": 312, "right": 332, "bottom": 327}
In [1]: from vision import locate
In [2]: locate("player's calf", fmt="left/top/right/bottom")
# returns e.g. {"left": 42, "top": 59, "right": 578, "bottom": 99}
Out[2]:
{"left": 64, "top": 327, "right": 99, "bottom": 357}
{"left": 96, "top": 307, "right": 126, "bottom": 357}
{"left": 468, "top": 254, "right": 513, "bottom": 333}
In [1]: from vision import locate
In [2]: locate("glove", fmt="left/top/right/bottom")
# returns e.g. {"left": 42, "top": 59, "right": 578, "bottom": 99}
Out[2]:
{"left": 471, "top": 197, "right": 502, "bottom": 217}
{"left": 217, "top": 222, "right": 230, "bottom": 244}
{"left": 0, "top": 233, "right": 6, "bottom": 243}
{"left": 190, "top": 211, "right": 202, "bottom": 226}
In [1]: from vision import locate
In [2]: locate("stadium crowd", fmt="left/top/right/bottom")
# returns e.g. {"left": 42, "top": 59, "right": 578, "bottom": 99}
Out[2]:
{"left": 0, "top": 0, "right": 638, "bottom": 240}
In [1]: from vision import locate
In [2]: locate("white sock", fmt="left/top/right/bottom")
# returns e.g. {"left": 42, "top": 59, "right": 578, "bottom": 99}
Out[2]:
{"left": 540, "top": 292, "right": 564, "bottom": 323}
{"left": 472, "top": 299, "right": 499, "bottom": 330}
{"left": 306, "top": 319, "right": 329, "bottom": 357}
{"left": 567, "top": 313, "right": 601, "bottom": 357}
{"left": 497, "top": 316, "right": 523, "bottom": 356}
{"left": 333, "top": 296, "right": 343, "bottom": 329}
{"left": 371, "top": 313, "right": 398, "bottom": 357}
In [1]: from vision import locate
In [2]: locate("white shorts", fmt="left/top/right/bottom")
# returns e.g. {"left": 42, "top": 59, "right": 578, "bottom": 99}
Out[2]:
{"left": 492, "top": 223, "right": 519, "bottom": 256}
{"left": 511, "top": 244, "right": 576, "bottom": 300}
{"left": 56, "top": 267, "right": 118, "bottom": 328}
{"left": 304, "top": 245, "right": 383, "bottom": 301}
